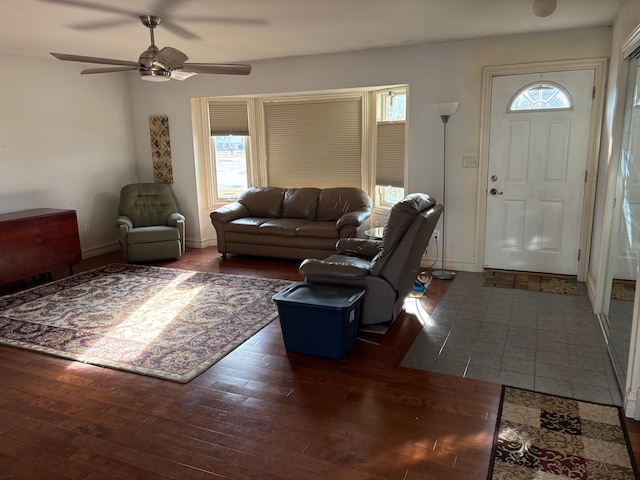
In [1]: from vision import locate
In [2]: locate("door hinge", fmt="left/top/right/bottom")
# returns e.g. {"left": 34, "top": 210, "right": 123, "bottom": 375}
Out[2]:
{"left": 578, "top": 249, "right": 581, "bottom": 261}
{"left": 585, "top": 170, "right": 588, "bottom": 183}
{"left": 592, "top": 86, "right": 596, "bottom": 99}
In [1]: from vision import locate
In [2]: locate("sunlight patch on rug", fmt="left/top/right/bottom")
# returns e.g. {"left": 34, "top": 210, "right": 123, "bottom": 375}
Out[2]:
{"left": 0, "top": 264, "right": 292, "bottom": 383}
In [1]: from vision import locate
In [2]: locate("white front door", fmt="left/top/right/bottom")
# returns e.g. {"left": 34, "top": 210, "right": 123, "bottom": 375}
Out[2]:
{"left": 484, "top": 70, "right": 595, "bottom": 275}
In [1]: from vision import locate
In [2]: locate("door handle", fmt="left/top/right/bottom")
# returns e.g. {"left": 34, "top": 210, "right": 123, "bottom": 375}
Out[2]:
{"left": 490, "top": 188, "right": 503, "bottom": 196}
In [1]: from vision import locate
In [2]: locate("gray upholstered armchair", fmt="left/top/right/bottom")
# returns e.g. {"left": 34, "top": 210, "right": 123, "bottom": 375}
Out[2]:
{"left": 116, "top": 183, "right": 186, "bottom": 263}
{"left": 299, "top": 193, "right": 443, "bottom": 325}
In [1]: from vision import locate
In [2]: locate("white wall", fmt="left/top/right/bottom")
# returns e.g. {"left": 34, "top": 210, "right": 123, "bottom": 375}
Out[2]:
{"left": 127, "top": 26, "right": 612, "bottom": 270}
{"left": 0, "top": 53, "right": 137, "bottom": 256}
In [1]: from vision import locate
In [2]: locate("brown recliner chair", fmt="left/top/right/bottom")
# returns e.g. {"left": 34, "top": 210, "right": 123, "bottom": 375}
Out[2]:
{"left": 299, "top": 193, "right": 443, "bottom": 325}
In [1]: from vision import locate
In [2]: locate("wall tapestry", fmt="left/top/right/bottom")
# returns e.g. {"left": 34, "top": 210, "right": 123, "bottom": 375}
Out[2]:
{"left": 149, "top": 115, "right": 173, "bottom": 184}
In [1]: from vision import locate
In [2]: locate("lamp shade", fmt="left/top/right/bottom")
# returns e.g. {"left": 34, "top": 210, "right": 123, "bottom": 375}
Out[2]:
{"left": 432, "top": 102, "right": 459, "bottom": 117}
{"left": 532, "top": 0, "right": 556, "bottom": 17}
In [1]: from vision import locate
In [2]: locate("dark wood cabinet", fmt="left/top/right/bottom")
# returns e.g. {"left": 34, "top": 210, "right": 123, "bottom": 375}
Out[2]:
{"left": 0, "top": 208, "right": 82, "bottom": 285}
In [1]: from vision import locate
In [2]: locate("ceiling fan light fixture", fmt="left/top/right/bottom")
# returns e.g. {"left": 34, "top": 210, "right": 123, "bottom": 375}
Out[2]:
{"left": 140, "top": 69, "right": 171, "bottom": 82}
{"left": 532, "top": 0, "right": 557, "bottom": 18}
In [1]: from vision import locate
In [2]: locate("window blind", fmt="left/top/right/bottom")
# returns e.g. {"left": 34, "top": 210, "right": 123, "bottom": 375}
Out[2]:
{"left": 209, "top": 101, "right": 249, "bottom": 136}
{"left": 376, "top": 122, "right": 405, "bottom": 188}
{"left": 263, "top": 97, "right": 362, "bottom": 188}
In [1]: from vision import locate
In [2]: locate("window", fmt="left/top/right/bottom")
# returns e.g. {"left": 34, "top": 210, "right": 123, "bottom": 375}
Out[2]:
{"left": 210, "top": 135, "right": 248, "bottom": 199}
{"left": 197, "top": 86, "right": 408, "bottom": 209}
{"left": 208, "top": 100, "right": 250, "bottom": 200}
{"left": 374, "top": 89, "right": 406, "bottom": 208}
{"left": 262, "top": 95, "right": 363, "bottom": 187}
{"left": 509, "top": 82, "right": 572, "bottom": 112}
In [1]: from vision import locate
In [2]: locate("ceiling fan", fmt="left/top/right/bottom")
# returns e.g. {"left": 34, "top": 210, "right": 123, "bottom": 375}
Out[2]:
{"left": 51, "top": 15, "right": 251, "bottom": 82}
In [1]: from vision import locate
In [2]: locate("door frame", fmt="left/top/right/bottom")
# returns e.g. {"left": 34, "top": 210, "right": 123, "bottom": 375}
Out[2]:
{"left": 474, "top": 58, "right": 608, "bottom": 281}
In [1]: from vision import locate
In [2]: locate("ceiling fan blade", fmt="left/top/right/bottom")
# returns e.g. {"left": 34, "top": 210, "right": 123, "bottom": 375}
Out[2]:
{"left": 69, "top": 18, "right": 132, "bottom": 31}
{"left": 176, "top": 15, "right": 268, "bottom": 26}
{"left": 170, "top": 71, "right": 198, "bottom": 81}
{"left": 39, "top": 0, "right": 135, "bottom": 17}
{"left": 81, "top": 66, "right": 138, "bottom": 75}
{"left": 180, "top": 63, "right": 252, "bottom": 75}
{"left": 51, "top": 52, "right": 138, "bottom": 67}
{"left": 158, "top": 19, "right": 200, "bottom": 40}
{"left": 153, "top": 47, "right": 189, "bottom": 69}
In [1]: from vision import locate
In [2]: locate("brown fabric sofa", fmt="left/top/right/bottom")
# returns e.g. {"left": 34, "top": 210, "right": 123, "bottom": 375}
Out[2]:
{"left": 210, "top": 187, "right": 372, "bottom": 260}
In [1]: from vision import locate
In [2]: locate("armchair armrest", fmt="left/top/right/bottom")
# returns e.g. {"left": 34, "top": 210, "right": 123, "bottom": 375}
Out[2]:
{"left": 210, "top": 202, "right": 250, "bottom": 224}
{"left": 167, "top": 212, "right": 186, "bottom": 253}
{"left": 167, "top": 212, "right": 185, "bottom": 226}
{"left": 336, "top": 207, "right": 371, "bottom": 229}
{"left": 116, "top": 216, "right": 133, "bottom": 231}
{"left": 299, "top": 258, "right": 369, "bottom": 280}
{"left": 336, "top": 238, "right": 382, "bottom": 258}
{"left": 116, "top": 216, "right": 133, "bottom": 262}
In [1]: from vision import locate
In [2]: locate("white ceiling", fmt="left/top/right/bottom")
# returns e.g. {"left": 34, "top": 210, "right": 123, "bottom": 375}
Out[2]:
{"left": 0, "top": 0, "right": 624, "bottom": 65}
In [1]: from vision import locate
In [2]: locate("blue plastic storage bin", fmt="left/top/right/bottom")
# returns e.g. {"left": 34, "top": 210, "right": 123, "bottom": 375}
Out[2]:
{"left": 272, "top": 282, "right": 365, "bottom": 359}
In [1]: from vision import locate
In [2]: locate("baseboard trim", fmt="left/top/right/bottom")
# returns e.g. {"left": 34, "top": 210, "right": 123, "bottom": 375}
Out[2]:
{"left": 420, "top": 257, "right": 478, "bottom": 272}
{"left": 81, "top": 242, "right": 120, "bottom": 259}
{"left": 185, "top": 238, "right": 216, "bottom": 249}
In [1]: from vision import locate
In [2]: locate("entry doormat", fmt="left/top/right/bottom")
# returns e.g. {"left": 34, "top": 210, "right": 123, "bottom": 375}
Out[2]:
{"left": 488, "top": 386, "right": 638, "bottom": 479}
{"left": 484, "top": 269, "right": 578, "bottom": 295}
{"left": 612, "top": 279, "right": 636, "bottom": 301}
{"left": 0, "top": 264, "right": 291, "bottom": 383}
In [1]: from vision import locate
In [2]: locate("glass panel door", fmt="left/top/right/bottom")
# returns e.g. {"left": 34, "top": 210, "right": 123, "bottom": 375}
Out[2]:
{"left": 606, "top": 51, "right": 640, "bottom": 391}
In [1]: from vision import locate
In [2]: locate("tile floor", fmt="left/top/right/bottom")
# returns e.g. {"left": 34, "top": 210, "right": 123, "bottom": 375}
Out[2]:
{"left": 401, "top": 271, "right": 623, "bottom": 406}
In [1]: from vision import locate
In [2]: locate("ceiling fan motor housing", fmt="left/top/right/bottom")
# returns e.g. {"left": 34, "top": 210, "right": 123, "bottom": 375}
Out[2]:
{"left": 138, "top": 39, "right": 171, "bottom": 81}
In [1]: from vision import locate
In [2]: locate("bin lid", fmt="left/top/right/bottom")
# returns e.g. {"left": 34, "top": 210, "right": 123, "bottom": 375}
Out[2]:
{"left": 272, "top": 282, "right": 364, "bottom": 309}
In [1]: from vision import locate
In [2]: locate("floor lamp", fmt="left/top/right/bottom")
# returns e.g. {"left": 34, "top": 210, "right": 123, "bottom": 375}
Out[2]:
{"left": 432, "top": 102, "right": 459, "bottom": 280}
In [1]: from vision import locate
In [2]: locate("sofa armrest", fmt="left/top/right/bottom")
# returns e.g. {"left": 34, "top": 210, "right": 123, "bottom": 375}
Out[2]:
{"left": 336, "top": 238, "right": 382, "bottom": 258}
{"left": 335, "top": 207, "right": 371, "bottom": 229}
{"left": 210, "top": 202, "right": 250, "bottom": 224}
{"left": 299, "top": 258, "right": 369, "bottom": 280}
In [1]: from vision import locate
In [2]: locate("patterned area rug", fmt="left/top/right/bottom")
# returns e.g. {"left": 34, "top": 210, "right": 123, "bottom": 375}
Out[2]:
{"left": 0, "top": 264, "right": 291, "bottom": 383}
{"left": 484, "top": 269, "right": 578, "bottom": 295}
{"left": 488, "top": 386, "right": 639, "bottom": 479}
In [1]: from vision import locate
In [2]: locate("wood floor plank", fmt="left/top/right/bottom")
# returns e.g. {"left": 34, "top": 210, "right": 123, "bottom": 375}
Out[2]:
{"left": 0, "top": 247, "right": 636, "bottom": 479}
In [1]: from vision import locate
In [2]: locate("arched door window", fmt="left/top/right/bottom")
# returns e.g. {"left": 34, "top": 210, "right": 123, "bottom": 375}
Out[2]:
{"left": 508, "top": 82, "right": 573, "bottom": 112}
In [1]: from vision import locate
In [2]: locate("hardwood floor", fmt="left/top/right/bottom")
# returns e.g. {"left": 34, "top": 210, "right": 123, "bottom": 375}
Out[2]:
{"left": 0, "top": 247, "right": 638, "bottom": 479}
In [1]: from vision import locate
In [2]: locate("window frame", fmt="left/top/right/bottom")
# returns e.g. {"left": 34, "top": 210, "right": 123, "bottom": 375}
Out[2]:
{"left": 372, "top": 87, "right": 407, "bottom": 210}
{"left": 508, "top": 81, "right": 574, "bottom": 113}
{"left": 194, "top": 86, "right": 408, "bottom": 213}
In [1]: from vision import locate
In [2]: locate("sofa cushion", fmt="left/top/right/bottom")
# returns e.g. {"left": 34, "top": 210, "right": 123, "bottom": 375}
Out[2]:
{"left": 225, "top": 217, "right": 271, "bottom": 234}
{"left": 282, "top": 188, "right": 320, "bottom": 220}
{"left": 296, "top": 221, "right": 339, "bottom": 239}
{"left": 259, "top": 219, "right": 311, "bottom": 237}
{"left": 238, "top": 187, "right": 285, "bottom": 218}
{"left": 317, "top": 187, "right": 373, "bottom": 221}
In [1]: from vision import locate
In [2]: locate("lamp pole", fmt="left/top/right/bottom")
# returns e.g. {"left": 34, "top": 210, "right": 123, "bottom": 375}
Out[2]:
{"left": 431, "top": 102, "right": 458, "bottom": 280}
